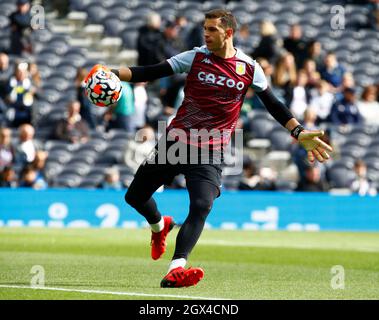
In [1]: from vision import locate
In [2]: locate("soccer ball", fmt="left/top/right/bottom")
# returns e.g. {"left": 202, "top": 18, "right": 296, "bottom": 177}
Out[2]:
{"left": 85, "top": 70, "right": 122, "bottom": 107}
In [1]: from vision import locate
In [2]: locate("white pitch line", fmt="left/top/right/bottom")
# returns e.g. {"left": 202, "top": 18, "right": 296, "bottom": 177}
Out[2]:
{"left": 0, "top": 285, "right": 229, "bottom": 300}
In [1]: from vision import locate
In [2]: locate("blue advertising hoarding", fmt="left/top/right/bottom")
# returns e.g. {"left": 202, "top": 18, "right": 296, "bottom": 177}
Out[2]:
{"left": 0, "top": 189, "right": 378, "bottom": 231}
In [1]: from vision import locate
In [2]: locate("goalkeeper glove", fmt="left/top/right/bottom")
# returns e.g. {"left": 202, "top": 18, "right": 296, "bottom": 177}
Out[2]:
{"left": 291, "top": 125, "right": 333, "bottom": 163}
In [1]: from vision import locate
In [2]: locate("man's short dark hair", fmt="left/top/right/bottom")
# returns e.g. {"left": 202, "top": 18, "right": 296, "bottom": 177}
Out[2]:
{"left": 204, "top": 9, "right": 237, "bottom": 33}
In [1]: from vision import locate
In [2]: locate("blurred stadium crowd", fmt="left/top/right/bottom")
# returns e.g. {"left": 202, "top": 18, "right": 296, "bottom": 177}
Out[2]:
{"left": 0, "top": 0, "right": 379, "bottom": 195}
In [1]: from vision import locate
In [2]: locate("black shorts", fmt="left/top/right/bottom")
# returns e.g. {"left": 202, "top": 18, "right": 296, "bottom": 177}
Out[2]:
{"left": 130, "top": 140, "right": 223, "bottom": 198}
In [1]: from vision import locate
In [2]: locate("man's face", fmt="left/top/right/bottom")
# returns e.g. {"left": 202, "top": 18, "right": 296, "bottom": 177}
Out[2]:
{"left": 68, "top": 102, "right": 80, "bottom": 116}
{"left": 306, "top": 167, "right": 320, "bottom": 183}
{"left": 0, "top": 129, "right": 11, "bottom": 145}
{"left": 344, "top": 91, "right": 355, "bottom": 103}
{"left": 0, "top": 54, "right": 9, "bottom": 69}
{"left": 18, "top": 3, "right": 30, "bottom": 14}
{"left": 355, "top": 164, "right": 367, "bottom": 178}
{"left": 325, "top": 54, "right": 337, "bottom": 68}
{"left": 290, "top": 25, "right": 302, "bottom": 39}
{"left": 203, "top": 18, "right": 230, "bottom": 52}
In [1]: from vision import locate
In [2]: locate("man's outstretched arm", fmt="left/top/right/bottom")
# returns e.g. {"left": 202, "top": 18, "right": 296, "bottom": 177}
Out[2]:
{"left": 256, "top": 87, "right": 333, "bottom": 163}
{"left": 85, "top": 62, "right": 174, "bottom": 84}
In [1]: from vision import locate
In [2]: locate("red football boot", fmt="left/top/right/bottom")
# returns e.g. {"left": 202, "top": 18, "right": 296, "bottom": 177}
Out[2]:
{"left": 151, "top": 216, "right": 175, "bottom": 260}
{"left": 160, "top": 267, "right": 204, "bottom": 288}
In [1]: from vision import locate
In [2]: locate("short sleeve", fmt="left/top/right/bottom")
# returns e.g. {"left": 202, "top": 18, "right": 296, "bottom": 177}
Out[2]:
{"left": 167, "top": 50, "right": 197, "bottom": 74}
{"left": 251, "top": 62, "right": 268, "bottom": 92}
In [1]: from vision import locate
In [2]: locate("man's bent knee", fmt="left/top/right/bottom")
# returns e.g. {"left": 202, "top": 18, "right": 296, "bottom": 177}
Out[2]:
{"left": 190, "top": 198, "right": 213, "bottom": 216}
{"left": 124, "top": 190, "right": 138, "bottom": 207}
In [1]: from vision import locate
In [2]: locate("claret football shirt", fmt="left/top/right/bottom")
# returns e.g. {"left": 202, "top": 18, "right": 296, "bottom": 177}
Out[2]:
{"left": 166, "top": 45, "right": 268, "bottom": 149}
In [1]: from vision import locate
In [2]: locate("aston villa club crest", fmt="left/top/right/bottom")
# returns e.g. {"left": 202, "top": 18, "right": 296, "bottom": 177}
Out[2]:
{"left": 236, "top": 62, "right": 246, "bottom": 75}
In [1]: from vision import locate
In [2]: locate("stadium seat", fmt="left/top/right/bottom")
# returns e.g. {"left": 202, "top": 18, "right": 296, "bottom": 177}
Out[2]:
{"left": 55, "top": 63, "right": 78, "bottom": 80}
{"left": 47, "top": 150, "right": 73, "bottom": 164}
{"left": 339, "top": 145, "right": 366, "bottom": 160}
{"left": 178, "top": 0, "right": 206, "bottom": 11}
{"left": 31, "top": 28, "right": 54, "bottom": 44}
{"left": 0, "top": 3, "right": 16, "bottom": 16}
{"left": 292, "top": 2, "right": 307, "bottom": 14}
{"left": 364, "top": 149, "right": 379, "bottom": 160}
{"left": 45, "top": 140, "right": 72, "bottom": 153}
{"left": 254, "top": 11, "right": 276, "bottom": 24}
{"left": 63, "top": 51, "right": 87, "bottom": 68}
{"left": 43, "top": 76, "right": 73, "bottom": 91}
{"left": 259, "top": 1, "right": 283, "bottom": 14}
{"left": 351, "top": 125, "right": 378, "bottom": 136}
{"left": 103, "top": 18, "right": 126, "bottom": 37}
{"left": 53, "top": 173, "right": 82, "bottom": 188}
{"left": 356, "top": 65, "right": 379, "bottom": 78}
{"left": 250, "top": 117, "right": 277, "bottom": 139}
{"left": 365, "top": 159, "right": 379, "bottom": 183}
{"left": 44, "top": 39, "right": 70, "bottom": 56}
{"left": 102, "top": 146, "right": 125, "bottom": 163}
{"left": 108, "top": 129, "right": 134, "bottom": 142}
{"left": 329, "top": 159, "right": 355, "bottom": 170}
{"left": 44, "top": 161, "right": 64, "bottom": 181}
{"left": 69, "top": 0, "right": 93, "bottom": 11}
{"left": 183, "top": 9, "right": 205, "bottom": 23}
{"left": 318, "top": 37, "right": 338, "bottom": 51}
{"left": 89, "top": 130, "right": 106, "bottom": 141}
{"left": 0, "top": 35, "right": 10, "bottom": 52}
{"left": 121, "top": 30, "right": 139, "bottom": 50}
{"left": 0, "top": 14, "right": 9, "bottom": 29}
{"left": 302, "top": 13, "right": 323, "bottom": 27}
{"left": 343, "top": 133, "right": 372, "bottom": 148}
{"left": 84, "top": 5, "right": 109, "bottom": 25}
{"left": 87, "top": 169, "right": 105, "bottom": 180}
{"left": 95, "top": 153, "right": 119, "bottom": 165}
{"left": 111, "top": 0, "right": 130, "bottom": 7}
{"left": 59, "top": 162, "right": 91, "bottom": 176}
{"left": 275, "top": 23, "right": 290, "bottom": 38}
{"left": 155, "top": 1, "right": 178, "bottom": 11}
{"left": 36, "top": 64, "right": 54, "bottom": 79}
{"left": 357, "top": 50, "right": 378, "bottom": 65}
{"left": 301, "top": 25, "right": 319, "bottom": 39}
{"left": 157, "top": 9, "right": 177, "bottom": 23}
{"left": 269, "top": 128, "right": 293, "bottom": 151}
{"left": 80, "top": 139, "right": 108, "bottom": 153}
{"left": 117, "top": 165, "right": 134, "bottom": 176}
{"left": 37, "top": 89, "right": 62, "bottom": 105}
{"left": 221, "top": 175, "right": 241, "bottom": 190}
{"left": 133, "top": 7, "right": 155, "bottom": 19}
{"left": 36, "top": 52, "right": 61, "bottom": 68}
{"left": 354, "top": 75, "right": 374, "bottom": 88}
{"left": 226, "top": 1, "right": 259, "bottom": 13}
{"left": 275, "top": 179, "right": 297, "bottom": 191}
{"left": 34, "top": 127, "right": 54, "bottom": 141}
{"left": 122, "top": 16, "right": 145, "bottom": 32}
{"left": 68, "top": 150, "right": 98, "bottom": 165}
{"left": 100, "top": 0, "right": 121, "bottom": 8}
{"left": 327, "top": 167, "right": 356, "bottom": 189}
{"left": 78, "top": 177, "right": 103, "bottom": 189}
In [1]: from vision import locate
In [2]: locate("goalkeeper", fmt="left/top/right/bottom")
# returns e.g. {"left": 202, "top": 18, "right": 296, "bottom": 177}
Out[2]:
{"left": 85, "top": 9, "right": 333, "bottom": 288}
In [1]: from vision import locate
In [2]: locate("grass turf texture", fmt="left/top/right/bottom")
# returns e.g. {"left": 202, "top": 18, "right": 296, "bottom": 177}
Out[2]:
{"left": 0, "top": 227, "right": 378, "bottom": 300}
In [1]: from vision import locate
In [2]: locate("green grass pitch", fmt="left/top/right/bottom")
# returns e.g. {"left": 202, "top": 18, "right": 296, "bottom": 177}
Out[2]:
{"left": 0, "top": 227, "right": 378, "bottom": 300}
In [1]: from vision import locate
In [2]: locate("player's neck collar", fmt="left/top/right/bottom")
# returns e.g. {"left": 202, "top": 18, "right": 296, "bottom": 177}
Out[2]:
{"left": 211, "top": 47, "right": 237, "bottom": 60}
